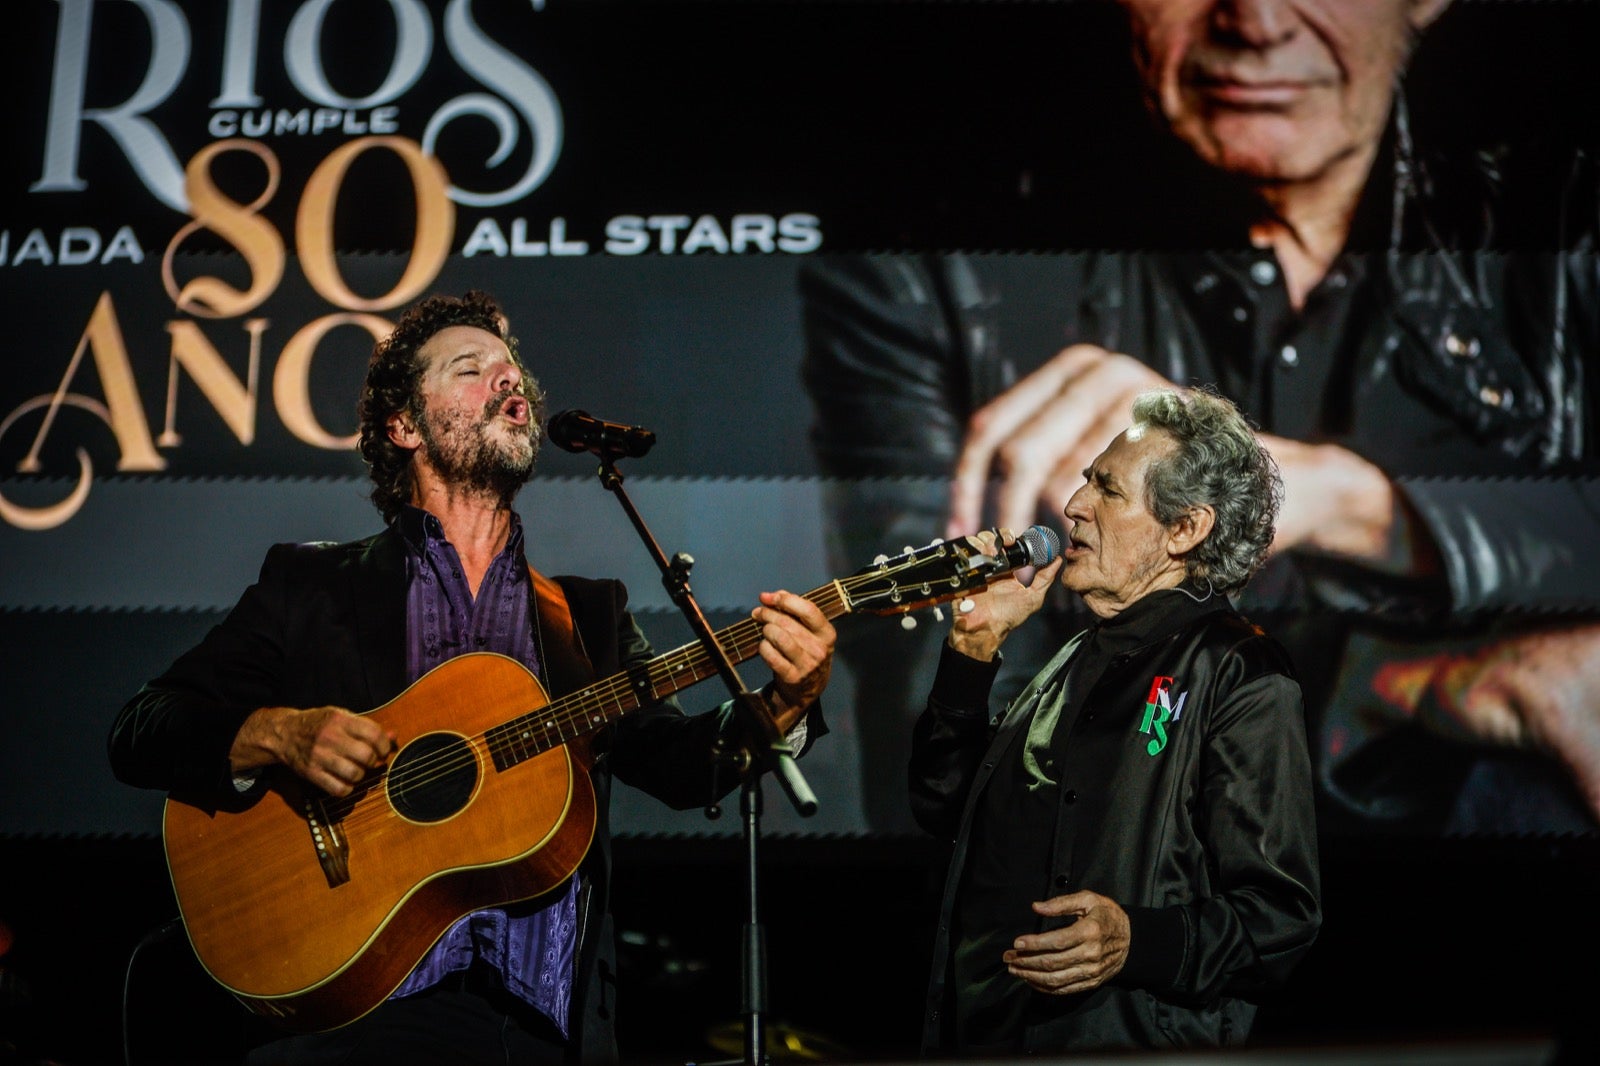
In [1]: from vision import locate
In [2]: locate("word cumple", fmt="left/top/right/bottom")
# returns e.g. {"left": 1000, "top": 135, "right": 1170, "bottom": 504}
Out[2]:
{"left": 208, "top": 107, "right": 401, "bottom": 140}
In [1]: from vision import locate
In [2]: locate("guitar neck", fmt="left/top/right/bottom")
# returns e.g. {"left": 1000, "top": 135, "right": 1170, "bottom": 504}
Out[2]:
{"left": 485, "top": 581, "right": 851, "bottom": 771}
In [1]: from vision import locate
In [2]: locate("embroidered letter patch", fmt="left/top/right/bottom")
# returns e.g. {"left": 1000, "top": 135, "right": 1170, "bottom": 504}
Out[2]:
{"left": 1138, "top": 675, "right": 1188, "bottom": 756}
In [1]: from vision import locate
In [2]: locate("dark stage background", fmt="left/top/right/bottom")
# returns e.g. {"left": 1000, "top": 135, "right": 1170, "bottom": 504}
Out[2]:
{"left": 2, "top": 835, "right": 1597, "bottom": 1064}
{"left": 3, "top": 1, "right": 1599, "bottom": 1063}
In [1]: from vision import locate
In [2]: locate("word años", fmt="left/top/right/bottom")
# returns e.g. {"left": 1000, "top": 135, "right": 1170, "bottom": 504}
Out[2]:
{"left": 1, "top": 292, "right": 382, "bottom": 532}
{"left": 0, "top": 227, "right": 145, "bottom": 267}
{"left": 461, "top": 214, "right": 823, "bottom": 258}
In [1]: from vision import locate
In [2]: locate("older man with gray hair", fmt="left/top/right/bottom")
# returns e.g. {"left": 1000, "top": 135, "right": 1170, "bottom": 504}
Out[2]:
{"left": 910, "top": 386, "right": 1321, "bottom": 1055}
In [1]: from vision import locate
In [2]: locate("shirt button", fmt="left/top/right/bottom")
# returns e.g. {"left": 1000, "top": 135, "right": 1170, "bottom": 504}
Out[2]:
{"left": 1249, "top": 260, "right": 1277, "bottom": 286}
{"left": 1062, "top": 789, "right": 1078, "bottom": 805}
{"left": 476, "top": 636, "right": 487, "bottom": 646}
{"left": 1279, "top": 345, "right": 1299, "bottom": 368}
{"left": 1054, "top": 874, "right": 1070, "bottom": 888}
{"left": 1231, "top": 306, "right": 1248, "bottom": 323}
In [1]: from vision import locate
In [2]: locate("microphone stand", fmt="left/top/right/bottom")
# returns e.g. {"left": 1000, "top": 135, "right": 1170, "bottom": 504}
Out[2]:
{"left": 587, "top": 452, "right": 816, "bottom": 1066}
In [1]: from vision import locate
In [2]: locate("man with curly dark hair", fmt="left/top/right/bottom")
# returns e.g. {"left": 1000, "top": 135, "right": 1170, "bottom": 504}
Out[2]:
{"left": 109, "top": 290, "right": 836, "bottom": 1064}
{"left": 910, "top": 388, "right": 1319, "bottom": 1054}
{"left": 357, "top": 290, "right": 545, "bottom": 527}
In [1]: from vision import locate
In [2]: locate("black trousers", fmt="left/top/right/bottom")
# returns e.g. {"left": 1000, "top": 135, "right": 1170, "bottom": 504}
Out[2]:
{"left": 243, "top": 971, "right": 569, "bottom": 1066}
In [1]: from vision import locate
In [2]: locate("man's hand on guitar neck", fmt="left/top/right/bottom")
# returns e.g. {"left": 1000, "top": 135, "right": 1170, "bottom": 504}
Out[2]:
{"left": 229, "top": 706, "right": 398, "bottom": 797}
{"left": 751, "top": 589, "right": 837, "bottom": 734}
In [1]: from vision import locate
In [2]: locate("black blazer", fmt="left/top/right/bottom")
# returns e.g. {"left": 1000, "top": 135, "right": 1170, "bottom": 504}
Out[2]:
{"left": 108, "top": 526, "right": 823, "bottom": 1061}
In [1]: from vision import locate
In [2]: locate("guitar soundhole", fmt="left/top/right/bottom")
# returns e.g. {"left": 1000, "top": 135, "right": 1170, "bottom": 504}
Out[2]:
{"left": 387, "top": 732, "right": 478, "bottom": 823}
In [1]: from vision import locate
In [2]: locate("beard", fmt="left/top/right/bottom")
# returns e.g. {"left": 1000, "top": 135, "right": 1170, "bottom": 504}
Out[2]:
{"left": 416, "top": 392, "right": 538, "bottom": 507}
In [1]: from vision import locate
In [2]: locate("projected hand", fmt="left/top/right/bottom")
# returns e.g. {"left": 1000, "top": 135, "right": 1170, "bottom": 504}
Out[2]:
{"left": 1385, "top": 626, "right": 1600, "bottom": 820}
{"left": 944, "top": 343, "right": 1407, "bottom": 566}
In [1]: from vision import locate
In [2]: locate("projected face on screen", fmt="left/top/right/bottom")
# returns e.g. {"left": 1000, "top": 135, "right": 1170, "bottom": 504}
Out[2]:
{"left": 1120, "top": 0, "right": 1450, "bottom": 183}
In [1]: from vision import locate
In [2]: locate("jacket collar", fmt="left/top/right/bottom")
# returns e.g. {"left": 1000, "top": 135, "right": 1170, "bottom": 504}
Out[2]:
{"left": 1083, "top": 577, "right": 1228, "bottom": 659}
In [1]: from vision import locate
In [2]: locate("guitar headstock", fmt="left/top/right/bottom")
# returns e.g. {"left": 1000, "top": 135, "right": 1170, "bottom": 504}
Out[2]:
{"left": 839, "top": 536, "right": 996, "bottom": 620}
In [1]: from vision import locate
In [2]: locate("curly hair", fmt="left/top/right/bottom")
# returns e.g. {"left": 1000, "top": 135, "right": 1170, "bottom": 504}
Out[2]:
{"left": 1131, "top": 386, "right": 1282, "bottom": 596}
{"left": 357, "top": 290, "right": 541, "bottom": 525}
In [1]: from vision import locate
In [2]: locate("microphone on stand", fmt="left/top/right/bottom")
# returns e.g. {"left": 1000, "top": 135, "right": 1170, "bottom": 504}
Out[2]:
{"left": 546, "top": 409, "right": 656, "bottom": 459}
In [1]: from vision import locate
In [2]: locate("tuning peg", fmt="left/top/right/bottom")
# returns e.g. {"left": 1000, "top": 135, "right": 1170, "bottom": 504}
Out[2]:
{"left": 872, "top": 554, "right": 889, "bottom": 565}
{"left": 900, "top": 615, "right": 917, "bottom": 631}
{"left": 902, "top": 545, "right": 916, "bottom": 555}
{"left": 933, "top": 607, "right": 945, "bottom": 622}
{"left": 959, "top": 598, "right": 975, "bottom": 614}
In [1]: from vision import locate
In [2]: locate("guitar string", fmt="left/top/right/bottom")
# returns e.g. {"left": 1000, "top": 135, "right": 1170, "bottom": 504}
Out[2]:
{"left": 318, "top": 608, "right": 787, "bottom": 828}
{"left": 317, "top": 556, "right": 964, "bottom": 828}
{"left": 317, "top": 606, "right": 790, "bottom": 830}
{"left": 320, "top": 614, "right": 769, "bottom": 827}
{"left": 319, "top": 558, "right": 964, "bottom": 829}
{"left": 319, "top": 560, "right": 949, "bottom": 829}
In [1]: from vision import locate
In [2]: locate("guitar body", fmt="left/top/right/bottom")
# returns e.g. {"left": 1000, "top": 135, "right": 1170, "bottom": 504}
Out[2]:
{"left": 157, "top": 533, "right": 1027, "bottom": 1034}
{"left": 162, "top": 654, "right": 597, "bottom": 1033}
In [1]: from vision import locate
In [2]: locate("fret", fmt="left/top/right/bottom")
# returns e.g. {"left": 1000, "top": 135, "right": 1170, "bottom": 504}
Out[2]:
{"left": 475, "top": 564, "right": 968, "bottom": 778}
{"left": 607, "top": 682, "right": 632, "bottom": 722}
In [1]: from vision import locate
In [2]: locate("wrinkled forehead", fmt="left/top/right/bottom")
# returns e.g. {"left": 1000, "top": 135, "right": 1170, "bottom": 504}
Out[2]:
{"left": 1106, "top": 425, "right": 1178, "bottom": 487}
{"left": 418, "top": 324, "right": 509, "bottom": 371}
{"left": 1115, "top": 422, "right": 1174, "bottom": 459}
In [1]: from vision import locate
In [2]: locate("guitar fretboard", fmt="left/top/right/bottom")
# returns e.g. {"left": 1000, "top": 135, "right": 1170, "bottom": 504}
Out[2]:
{"left": 484, "top": 581, "right": 850, "bottom": 771}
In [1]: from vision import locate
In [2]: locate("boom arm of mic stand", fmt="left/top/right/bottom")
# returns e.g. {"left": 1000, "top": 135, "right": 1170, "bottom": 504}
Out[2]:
{"left": 592, "top": 457, "right": 817, "bottom": 818}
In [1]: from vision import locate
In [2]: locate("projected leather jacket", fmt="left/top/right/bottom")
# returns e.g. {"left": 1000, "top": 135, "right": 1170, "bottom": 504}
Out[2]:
{"left": 801, "top": 126, "right": 1600, "bottom": 834}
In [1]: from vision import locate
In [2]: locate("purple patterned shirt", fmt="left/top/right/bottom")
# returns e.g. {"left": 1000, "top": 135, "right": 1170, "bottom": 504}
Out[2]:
{"left": 387, "top": 506, "right": 579, "bottom": 1037}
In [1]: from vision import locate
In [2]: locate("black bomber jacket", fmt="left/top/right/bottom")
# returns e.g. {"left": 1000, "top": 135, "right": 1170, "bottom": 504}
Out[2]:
{"left": 910, "top": 584, "right": 1321, "bottom": 1053}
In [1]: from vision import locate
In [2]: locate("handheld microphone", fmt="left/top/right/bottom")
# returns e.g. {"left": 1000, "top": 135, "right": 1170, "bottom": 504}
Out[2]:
{"left": 969, "top": 524, "right": 1062, "bottom": 577}
{"left": 546, "top": 409, "right": 656, "bottom": 459}
{"left": 1008, "top": 524, "right": 1063, "bottom": 568}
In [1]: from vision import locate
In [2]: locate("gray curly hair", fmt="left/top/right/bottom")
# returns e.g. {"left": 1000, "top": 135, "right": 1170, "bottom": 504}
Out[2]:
{"left": 1131, "top": 386, "right": 1282, "bottom": 595}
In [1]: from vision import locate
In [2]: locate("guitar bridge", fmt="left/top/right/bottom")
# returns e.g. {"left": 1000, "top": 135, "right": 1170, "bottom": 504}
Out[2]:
{"left": 305, "top": 798, "right": 351, "bottom": 887}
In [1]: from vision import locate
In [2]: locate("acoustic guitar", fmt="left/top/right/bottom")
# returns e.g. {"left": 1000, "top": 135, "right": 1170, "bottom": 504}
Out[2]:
{"left": 161, "top": 529, "right": 1056, "bottom": 1032}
